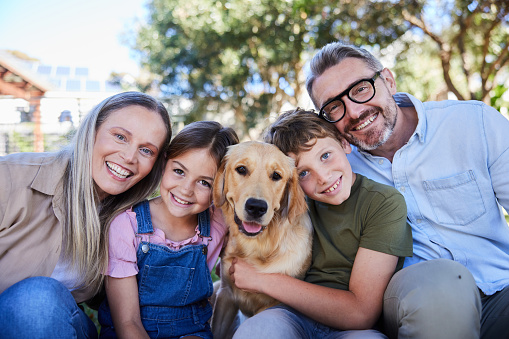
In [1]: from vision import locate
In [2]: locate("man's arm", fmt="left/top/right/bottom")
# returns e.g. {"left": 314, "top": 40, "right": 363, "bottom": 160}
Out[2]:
{"left": 484, "top": 105, "right": 509, "bottom": 211}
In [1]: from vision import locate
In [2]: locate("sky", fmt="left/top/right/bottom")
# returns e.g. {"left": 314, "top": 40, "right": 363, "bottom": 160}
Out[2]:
{"left": 0, "top": 0, "right": 150, "bottom": 78}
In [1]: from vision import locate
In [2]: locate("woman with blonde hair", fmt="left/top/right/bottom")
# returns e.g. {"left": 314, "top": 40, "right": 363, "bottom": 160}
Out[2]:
{"left": 0, "top": 91, "right": 172, "bottom": 338}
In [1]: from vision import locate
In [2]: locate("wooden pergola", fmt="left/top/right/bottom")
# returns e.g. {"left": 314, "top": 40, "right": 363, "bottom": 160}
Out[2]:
{"left": 0, "top": 51, "right": 53, "bottom": 152}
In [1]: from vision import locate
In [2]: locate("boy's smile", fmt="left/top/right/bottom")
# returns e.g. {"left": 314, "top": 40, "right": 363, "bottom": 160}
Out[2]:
{"left": 322, "top": 177, "right": 342, "bottom": 194}
{"left": 289, "top": 137, "right": 356, "bottom": 206}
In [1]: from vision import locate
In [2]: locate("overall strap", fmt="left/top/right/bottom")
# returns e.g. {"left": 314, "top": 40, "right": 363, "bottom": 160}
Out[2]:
{"left": 197, "top": 209, "right": 211, "bottom": 238}
{"left": 133, "top": 200, "right": 154, "bottom": 234}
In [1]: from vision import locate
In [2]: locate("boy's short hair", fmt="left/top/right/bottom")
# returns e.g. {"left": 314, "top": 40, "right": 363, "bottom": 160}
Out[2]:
{"left": 263, "top": 107, "right": 346, "bottom": 155}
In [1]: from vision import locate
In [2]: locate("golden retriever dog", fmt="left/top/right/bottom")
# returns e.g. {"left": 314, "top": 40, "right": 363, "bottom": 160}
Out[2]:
{"left": 210, "top": 141, "right": 313, "bottom": 339}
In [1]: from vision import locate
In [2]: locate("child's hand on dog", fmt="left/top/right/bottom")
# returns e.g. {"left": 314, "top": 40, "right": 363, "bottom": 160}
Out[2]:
{"left": 229, "top": 258, "right": 264, "bottom": 294}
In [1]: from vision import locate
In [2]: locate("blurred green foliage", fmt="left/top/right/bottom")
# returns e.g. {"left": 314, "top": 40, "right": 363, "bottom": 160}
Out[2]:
{"left": 132, "top": 0, "right": 509, "bottom": 138}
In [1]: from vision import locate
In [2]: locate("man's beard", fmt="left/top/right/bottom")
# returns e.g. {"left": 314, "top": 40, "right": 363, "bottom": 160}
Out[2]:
{"left": 342, "top": 102, "right": 398, "bottom": 152}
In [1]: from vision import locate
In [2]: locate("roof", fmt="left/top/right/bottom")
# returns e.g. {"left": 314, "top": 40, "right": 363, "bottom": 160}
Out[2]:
{"left": 0, "top": 50, "right": 54, "bottom": 94}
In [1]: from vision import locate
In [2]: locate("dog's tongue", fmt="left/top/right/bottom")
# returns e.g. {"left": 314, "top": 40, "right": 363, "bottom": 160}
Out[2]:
{"left": 242, "top": 221, "right": 263, "bottom": 234}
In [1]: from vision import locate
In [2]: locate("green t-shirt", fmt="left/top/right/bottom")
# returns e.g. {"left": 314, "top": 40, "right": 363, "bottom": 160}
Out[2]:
{"left": 304, "top": 174, "right": 413, "bottom": 291}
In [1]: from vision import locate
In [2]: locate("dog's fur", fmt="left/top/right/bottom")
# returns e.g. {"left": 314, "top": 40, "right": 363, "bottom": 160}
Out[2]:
{"left": 211, "top": 141, "right": 313, "bottom": 338}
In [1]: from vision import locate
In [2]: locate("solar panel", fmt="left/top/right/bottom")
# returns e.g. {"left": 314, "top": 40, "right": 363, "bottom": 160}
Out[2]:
{"left": 56, "top": 66, "right": 71, "bottom": 76}
{"left": 37, "top": 65, "right": 52, "bottom": 75}
{"left": 75, "top": 67, "right": 89, "bottom": 77}
{"left": 86, "top": 80, "right": 101, "bottom": 92}
{"left": 66, "top": 79, "right": 81, "bottom": 91}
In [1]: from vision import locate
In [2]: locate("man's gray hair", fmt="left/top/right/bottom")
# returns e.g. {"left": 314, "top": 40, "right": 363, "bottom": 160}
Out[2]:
{"left": 306, "top": 42, "right": 384, "bottom": 108}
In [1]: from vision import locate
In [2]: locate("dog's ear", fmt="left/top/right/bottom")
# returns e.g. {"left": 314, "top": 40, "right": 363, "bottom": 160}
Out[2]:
{"left": 213, "top": 154, "right": 228, "bottom": 207}
{"left": 280, "top": 167, "right": 308, "bottom": 224}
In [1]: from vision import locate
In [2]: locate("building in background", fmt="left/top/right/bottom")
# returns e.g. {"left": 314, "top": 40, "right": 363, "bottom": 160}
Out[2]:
{"left": 0, "top": 50, "right": 123, "bottom": 155}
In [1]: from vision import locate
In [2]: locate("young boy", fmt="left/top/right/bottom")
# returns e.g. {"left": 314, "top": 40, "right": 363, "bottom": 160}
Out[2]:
{"left": 229, "top": 108, "right": 413, "bottom": 338}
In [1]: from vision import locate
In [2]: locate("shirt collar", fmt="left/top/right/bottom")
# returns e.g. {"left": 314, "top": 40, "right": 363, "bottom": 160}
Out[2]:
{"left": 31, "top": 152, "right": 69, "bottom": 196}
{"left": 393, "top": 92, "right": 426, "bottom": 144}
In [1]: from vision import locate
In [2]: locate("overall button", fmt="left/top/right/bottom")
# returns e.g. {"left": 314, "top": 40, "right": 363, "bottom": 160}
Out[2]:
{"left": 142, "top": 244, "right": 149, "bottom": 253}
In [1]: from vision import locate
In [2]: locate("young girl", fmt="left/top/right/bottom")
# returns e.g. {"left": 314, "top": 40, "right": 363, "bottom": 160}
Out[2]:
{"left": 98, "top": 121, "right": 239, "bottom": 339}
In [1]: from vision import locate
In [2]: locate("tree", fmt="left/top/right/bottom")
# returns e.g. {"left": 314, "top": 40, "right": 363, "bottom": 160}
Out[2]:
{"left": 304, "top": 0, "right": 508, "bottom": 104}
{"left": 133, "top": 0, "right": 508, "bottom": 137}
{"left": 396, "top": 0, "right": 509, "bottom": 104}
{"left": 135, "top": 0, "right": 322, "bottom": 138}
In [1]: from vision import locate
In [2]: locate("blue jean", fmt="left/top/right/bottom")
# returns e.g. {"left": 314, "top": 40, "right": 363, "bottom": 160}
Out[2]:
{"left": 233, "top": 304, "right": 387, "bottom": 339}
{"left": 0, "top": 277, "right": 98, "bottom": 339}
{"left": 480, "top": 284, "right": 509, "bottom": 339}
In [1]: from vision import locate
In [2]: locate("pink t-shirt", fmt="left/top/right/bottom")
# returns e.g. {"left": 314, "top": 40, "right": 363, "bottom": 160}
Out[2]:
{"left": 106, "top": 205, "right": 227, "bottom": 278}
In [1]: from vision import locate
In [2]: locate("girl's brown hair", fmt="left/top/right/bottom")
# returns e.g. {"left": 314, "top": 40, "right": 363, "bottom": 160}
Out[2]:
{"left": 168, "top": 121, "right": 239, "bottom": 167}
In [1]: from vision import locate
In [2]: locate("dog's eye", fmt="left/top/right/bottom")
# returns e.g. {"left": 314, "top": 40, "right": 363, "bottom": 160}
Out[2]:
{"left": 236, "top": 166, "right": 247, "bottom": 175}
{"left": 271, "top": 172, "right": 282, "bottom": 181}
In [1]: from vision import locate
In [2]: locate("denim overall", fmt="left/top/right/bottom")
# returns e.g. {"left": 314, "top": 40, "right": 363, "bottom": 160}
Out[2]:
{"left": 99, "top": 200, "right": 214, "bottom": 339}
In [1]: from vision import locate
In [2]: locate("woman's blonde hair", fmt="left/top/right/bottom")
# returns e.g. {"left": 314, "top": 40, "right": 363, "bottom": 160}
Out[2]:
{"left": 60, "top": 91, "right": 172, "bottom": 294}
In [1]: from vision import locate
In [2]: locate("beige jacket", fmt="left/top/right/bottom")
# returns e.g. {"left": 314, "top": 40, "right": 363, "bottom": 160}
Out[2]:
{"left": 0, "top": 151, "right": 94, "bottom": 303}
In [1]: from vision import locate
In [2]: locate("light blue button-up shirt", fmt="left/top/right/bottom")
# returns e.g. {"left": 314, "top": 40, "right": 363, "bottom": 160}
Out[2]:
{"left": 347, "top": 92, "right": 509, "bottom": 295}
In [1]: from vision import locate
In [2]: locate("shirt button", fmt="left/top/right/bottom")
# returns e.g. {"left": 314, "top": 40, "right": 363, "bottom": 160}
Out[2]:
{"left": 400, "top": 186, "right": 406, "bottom": 192}
{"left": 416, "top": 219, "right": 422, "bottom": 224}
{"left": 378, "top": 159, "right": 384, "bottom": 165}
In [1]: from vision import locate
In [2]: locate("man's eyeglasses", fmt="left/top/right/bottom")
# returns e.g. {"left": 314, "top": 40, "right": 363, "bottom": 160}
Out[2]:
{"left": 318, "top": 71, "right": 382, "bottom": 123}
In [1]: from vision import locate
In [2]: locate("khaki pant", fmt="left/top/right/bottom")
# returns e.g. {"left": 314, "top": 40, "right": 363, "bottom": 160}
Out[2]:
{"left": 383, "top": 259, "right": 509, "bottom": 339}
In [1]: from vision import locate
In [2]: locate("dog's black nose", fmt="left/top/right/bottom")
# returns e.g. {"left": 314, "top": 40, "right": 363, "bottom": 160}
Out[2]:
{"left": 245, "top": 198, "right": 268, "bottom": 218}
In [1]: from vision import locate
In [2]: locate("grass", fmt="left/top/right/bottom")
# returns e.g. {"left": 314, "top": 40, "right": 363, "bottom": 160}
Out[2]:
{"left": 82, "top": 303, "right": 100, "bottom": 334}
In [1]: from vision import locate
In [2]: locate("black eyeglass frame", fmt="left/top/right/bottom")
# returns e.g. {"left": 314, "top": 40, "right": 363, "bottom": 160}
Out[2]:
{"left": 318, "top": 70, "right": 382, "bottom": 123}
